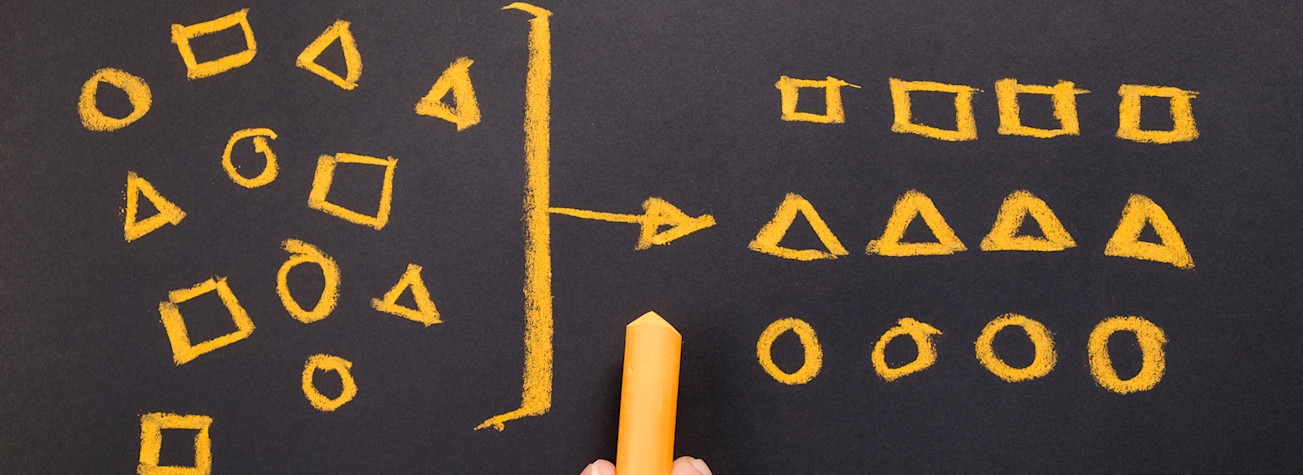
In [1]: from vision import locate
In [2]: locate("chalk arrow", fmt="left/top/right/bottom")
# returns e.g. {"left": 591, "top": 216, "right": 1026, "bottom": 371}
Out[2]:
{"left": 551, "top": 198, "right": 716, "bottom": 250}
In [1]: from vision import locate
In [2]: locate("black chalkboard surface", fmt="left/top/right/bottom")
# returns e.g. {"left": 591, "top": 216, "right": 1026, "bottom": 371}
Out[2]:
{"left": 4, "top": 0, "right": 1303, "bottom": 472}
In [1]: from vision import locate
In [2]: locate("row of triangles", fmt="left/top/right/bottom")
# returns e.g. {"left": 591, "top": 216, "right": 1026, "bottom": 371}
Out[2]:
{"left": 747, "top": 190, "right": 1193, "bottom": 269}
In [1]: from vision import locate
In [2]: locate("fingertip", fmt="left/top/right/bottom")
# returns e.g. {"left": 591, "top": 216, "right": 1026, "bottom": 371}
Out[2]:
{"left": 689, "top": 457, "right": 713, "bottom": 475}
{"left": 585, "top": 459, "right": 615, "bottom": 475}
{"left": 672, "top": 456, "right": 712, "bottom": 475}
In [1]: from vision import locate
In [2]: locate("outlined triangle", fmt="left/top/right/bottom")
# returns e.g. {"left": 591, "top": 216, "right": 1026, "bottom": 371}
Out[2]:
{"left": 866, "top": 189, "right": 966, "bottom": 256}
{"left": 124, "top": 172, "right": 186, "bottom": 242}
{"left": 980, "top": 190, "right": 1076, "bottom": 251}
{"left": 414, "top": 57, "right": 481, "bottom": 131}
{"left": 296, "top": 20, "right": 362, "bottom": 90}
{"left": 1104, "top": 194, "right": 1193, "bottom": 269}
{"left": 748, "top": 193, "right": 849, "bottom": 261}
{"left": 371, "top": 263, "right": 442, "bottom": 326}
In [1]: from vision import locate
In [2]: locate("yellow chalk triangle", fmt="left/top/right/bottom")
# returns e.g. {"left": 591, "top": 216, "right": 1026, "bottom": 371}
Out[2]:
{"left": 748, "top": 193, "right": 849, "bottom": 261}
{"left": 414, "top": 57, "right": 480, "bottom": 131}
{"left": 296, "top": 20, "right": 362, "bottom": 90}
{"left": 371, "top": 264, "right": 442, "bottom": 325}
{"left": 866, "top": 190, "right": 966, "bottom": 256}
{"left": 124, "top": 172, "right": 186, "bottom": 242}
{"left": 1104, "top": 194, "right": 1193, "bottom": 269}
{"left": 980, "top": 190, "right": 1076, "bottom": 252}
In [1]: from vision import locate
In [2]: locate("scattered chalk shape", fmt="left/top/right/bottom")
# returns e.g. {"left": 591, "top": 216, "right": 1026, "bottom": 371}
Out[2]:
{"left": 79, "top": 68, "right": 152, "bottom": 131}
{"left": 276, "top": 239, "right": 341, "bottom": 324}
{"left": 307, "top": 153, "right": 397, "bottom": 230}
{"left": 171, "top": 9, "right": 257, "bottom": 80}
{"left": 296, "top": 20, "right": 362, "bottom": 90}
{"left": 371, "top": 263, "right": 442, "bottom": 326}
{"left": 866, "top": 190, "right": 966, "bottom": 256}
{"left": 221, "top": 128, "right": 279, "bottom": 188}
{"left": 748, "top": 193, "right": 848, "bottom": 261}
{"left": 302, "top": 354, "right": 358, "bottom": 411}
{"left": 124, "top": 172, "right": 186, "bottom": 242}
{"left": 1104, "top": 194, "right": 1193, "bottom": 269}
{"left": 158, "top": 277, "right": 254, "bottom": 365}
{"left": 138, "top": 413, "right": 212, "bottom": 475}
{"left": 980, "top": 190, "right": 1076, "bottom": 252}
{"left": 414, "top": 57, "right": 481, "bottom": 131}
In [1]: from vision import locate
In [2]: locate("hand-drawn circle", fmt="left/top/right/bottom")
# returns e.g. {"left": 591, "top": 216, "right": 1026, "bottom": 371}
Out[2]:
{"left": 756, "top": 318, "right": 823, "bottom": 385}
{"left": 1088, "top": 316, "right": 1167, "bottom": 394}
{"left": 78, "top": 68, "right": 152, "bottom": 131}
{"left": 301, "top": 354, "right": 357, "bottom": 411}
{"left": 222, "top": 128, "right": 279, "bottom": 188}
{"left": 276, "top": 239, "right": 341, "bottom": 323}
{"left": 974, "top": 313, "right": 1057, "bottom": 382}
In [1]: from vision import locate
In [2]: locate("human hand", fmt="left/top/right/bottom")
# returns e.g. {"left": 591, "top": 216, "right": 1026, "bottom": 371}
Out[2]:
{"left": 580, "top": 457, "right": 712, "bottom": 475}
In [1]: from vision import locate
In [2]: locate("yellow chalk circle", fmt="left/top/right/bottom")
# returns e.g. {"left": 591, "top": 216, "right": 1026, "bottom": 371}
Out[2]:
{"left": 748, "top": 193, "right": 849, "bottom": 261}
{"left": 775, "top": 75, "right": 860, "bottom": 124}
{"left": 79, "top": 68, "right": 151, "bottom": 131}
{"left": 221, "top": 128, "right": 278, "bottom": 188}
{"left": 307, "top": 153, "right": 397, "bottom": 230}
{"left": 866, "top": 189, "right": 967, "bottom": 256}
{"left": 276, "top": 239, "right": 341, "bottom": 324}
{"left": 756, "top": 318, "right": 823, "bottom": 385}
{"left": 138, "top": 412, "right": 212, "bottom": 475}
{"left": 297, "top": 20, "right": 363, "bottom": 90}
{"left": 871, "top": 318, "right": 942, "bottom": 381}
{"left": 995, "top": 79, "right": 1089, "bottom": 138}
{"left": 974, "top": 314, "right": 1057, "bottom": 382}
{"left": 1104, "top": 194, "right": 1193, "bottom": 269}
{"left": 415, "top": 57, "right": 481, "bottom": 130}
{"left": 371, "top": 263, "right": 442, "bottom": 326}
{"left": 889, "top": 78, "right": 979, "bottom": 141}
{"left": 1116, "top": 84, "right": 1199, "bottom": 143}
{"left": 1088, "top": 316, "right": 1167, "bottom": 394}
{"left": 980, "top": 190, "right": 1076, "bottom": 252}
{"left": 171, "top": 9, "right": 257, "bottom": 79}
{"left": 302, "top": 354, "right": 358, "bottom": 411}
{"left": 158, "top": 277, "right": 254, "bottom": 365}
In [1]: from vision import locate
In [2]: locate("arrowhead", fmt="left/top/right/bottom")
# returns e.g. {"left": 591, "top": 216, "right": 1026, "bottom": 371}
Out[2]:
{"left": 635, "top": 198, "right": 716, "bottom": 250}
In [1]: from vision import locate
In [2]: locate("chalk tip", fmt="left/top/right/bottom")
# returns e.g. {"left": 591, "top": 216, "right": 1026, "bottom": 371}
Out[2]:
{"left": 628, "top": 311, "right": 679, "bottom": 334}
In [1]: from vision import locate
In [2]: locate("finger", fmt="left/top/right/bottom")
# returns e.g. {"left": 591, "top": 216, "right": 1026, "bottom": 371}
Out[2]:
{"left": 670, "top": 456, "right": 713, "bottom": 475}
{"left": 580, "top": 459, "right": 616, "bottom": 475}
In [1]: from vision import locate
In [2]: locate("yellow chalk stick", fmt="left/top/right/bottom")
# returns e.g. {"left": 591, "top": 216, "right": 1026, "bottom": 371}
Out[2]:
{"left": 616, "top": 311, "right": 682, "bottom": 475}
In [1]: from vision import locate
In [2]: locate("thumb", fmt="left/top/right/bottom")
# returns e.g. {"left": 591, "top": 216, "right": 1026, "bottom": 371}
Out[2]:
{"left": 670, "top": 456, "right": 712, "bottom": 475}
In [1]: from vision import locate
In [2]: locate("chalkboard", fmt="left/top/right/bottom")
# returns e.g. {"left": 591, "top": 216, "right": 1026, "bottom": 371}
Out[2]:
{"left": 4, "top": 0, "right": 1302, "bottom": 472}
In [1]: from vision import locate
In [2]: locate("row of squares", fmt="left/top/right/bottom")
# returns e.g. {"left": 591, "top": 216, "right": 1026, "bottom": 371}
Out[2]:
{"left": 779, "top": 76, "right": 1200, "bottom": 143}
